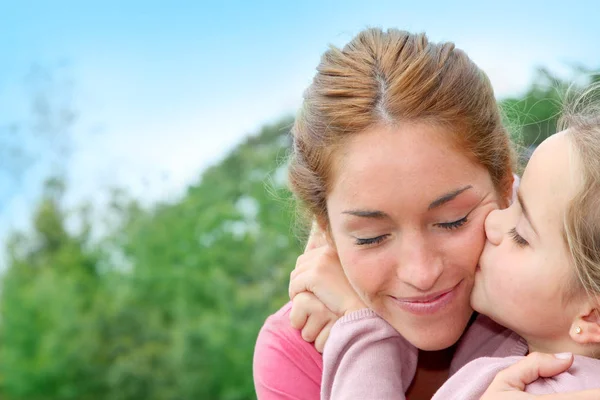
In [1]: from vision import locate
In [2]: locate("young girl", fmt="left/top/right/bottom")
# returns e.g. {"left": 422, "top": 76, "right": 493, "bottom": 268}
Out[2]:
{"left": 317, "top": 92, "right": 600, "bottom": 398}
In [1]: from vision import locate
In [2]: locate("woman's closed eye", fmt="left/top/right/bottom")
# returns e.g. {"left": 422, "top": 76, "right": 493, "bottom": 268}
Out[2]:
{"left": 354, "top": 234, "right": 389, "bottom": 246}
{"left": 509, "top": 227, "right": 529, "bottom": 247}
{"left": 435, "top": 215, "right": 468, "bottom": 230}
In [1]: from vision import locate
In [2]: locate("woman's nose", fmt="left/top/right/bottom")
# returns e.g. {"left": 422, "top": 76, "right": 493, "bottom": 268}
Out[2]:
{"left": 484, "top": 209, "right": 504, "bottom": 246}
{"left": 397, "top": 236, "right": 442, "bottom": 292}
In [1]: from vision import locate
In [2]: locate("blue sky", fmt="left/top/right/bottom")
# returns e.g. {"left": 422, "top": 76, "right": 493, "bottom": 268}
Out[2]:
{"left": 0, "top": 0, "right": 599, "bottom": 253}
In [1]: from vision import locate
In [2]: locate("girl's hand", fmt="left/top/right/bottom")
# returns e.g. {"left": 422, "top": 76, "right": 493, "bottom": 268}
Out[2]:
{"left": 290, "top": 291, "right": 337, "bottom": 353}
{"left": 288, "top": 224, "right": 366, "bottom": 350}
{"left": 481, "top": 352, "right": 600, "bottom": 399}
{"left": 289, "top": 231, "right": 366, "bottom": 318}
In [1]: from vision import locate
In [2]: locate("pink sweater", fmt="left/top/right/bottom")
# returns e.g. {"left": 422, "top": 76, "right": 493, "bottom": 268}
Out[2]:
{"left": 253, "top": 303, "right": 520, "bottom": 399}
{"left": 433, "top": 355, "right": 600, "bottom": 398}
{"left": 323, "top": 310, "right": 600, "bottom": 399}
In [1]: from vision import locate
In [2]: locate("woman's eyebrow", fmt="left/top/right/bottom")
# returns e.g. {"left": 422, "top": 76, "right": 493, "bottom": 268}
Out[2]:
{"left": 342, "top": 209, "right": 389, "bottom": 219}
{"left": 343, "top": 186, "right": 474, "bottom": 218}
{"left": 428, "top": 185, "right": 473, "bottom": 210}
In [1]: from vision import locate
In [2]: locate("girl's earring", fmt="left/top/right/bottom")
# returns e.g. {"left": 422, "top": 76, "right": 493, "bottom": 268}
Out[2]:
{"left": 575, "top": 326, "right": 582, "bottom": 334}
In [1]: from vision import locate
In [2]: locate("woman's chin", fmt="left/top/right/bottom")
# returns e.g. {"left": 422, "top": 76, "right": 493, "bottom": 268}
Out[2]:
{"left": 392, "top": 316, "right": 471, "bottom": 351}
{"left": 409, "top": 328, "right": 464, "bottom": 351}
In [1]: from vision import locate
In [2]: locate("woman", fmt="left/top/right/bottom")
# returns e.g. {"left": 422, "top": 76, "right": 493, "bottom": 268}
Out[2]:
{"left": 253, "top": 27, "right": 596, "bottom": 399}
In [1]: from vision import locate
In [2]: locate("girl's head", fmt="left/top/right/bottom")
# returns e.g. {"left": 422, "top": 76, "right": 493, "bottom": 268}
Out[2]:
{"left": 288, "top": 28, "right": 515, "bottom": 350}
{"left": 473, "top": 88, "right": 600, "bottom": 356}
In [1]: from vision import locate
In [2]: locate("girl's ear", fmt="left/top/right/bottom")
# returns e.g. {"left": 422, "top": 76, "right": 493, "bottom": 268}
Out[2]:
{"left": 570, "top": 308, "right": 600, "bottom": 345}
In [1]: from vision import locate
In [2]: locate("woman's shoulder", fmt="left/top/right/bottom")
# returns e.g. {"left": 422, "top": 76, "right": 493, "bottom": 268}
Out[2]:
{"left": 263, "top": 301, "right": 296, "bottom": 329}
{"left": 256, "top": 302, "right": 320, "bottom": 351}
{"left": 253, "top": 301, "right": 323, "bottom": 399}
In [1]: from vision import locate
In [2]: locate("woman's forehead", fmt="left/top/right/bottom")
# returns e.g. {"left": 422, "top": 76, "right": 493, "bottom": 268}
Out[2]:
{"left": 327, "top": 134, "right": 494, "bottom": 218}
{"left": 330, "top": 124, "right": 487, "bottom": 192}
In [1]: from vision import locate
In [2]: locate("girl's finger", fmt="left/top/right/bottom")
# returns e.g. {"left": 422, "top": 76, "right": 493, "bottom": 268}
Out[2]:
{"left": 314, "top": 320, "right": 335, "bottom": 353}
{"left": 288, "top": 269, "right": 314, "bottom": 300}
{"left": 290, "top": 292, "right": 319, "bottom": 330}
{"left": 487, "top": 352, "right": 573, "bottom": 393}
{"left": 301, "top": 313, "right": 329, "bottom": 343}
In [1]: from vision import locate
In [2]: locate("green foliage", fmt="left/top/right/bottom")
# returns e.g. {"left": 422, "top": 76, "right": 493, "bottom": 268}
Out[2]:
{"left": 0, "top": 181, "right": 105, "bottom": 400}
{"left": 500, "top": 68, "right": 566, "bottom": 147}
{"left": 500, "top": 67, "right": 600, "bottom": 147}
{"left": 0, "top": 117, "right": 302, "bottom": 399}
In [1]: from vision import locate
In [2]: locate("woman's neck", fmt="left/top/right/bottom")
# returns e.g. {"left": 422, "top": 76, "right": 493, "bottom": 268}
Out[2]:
{"left": 418, "top": 346, "right": 455, "bottom": 369}
{"left": 406, "top": 346, "right": 456, "bottom": 400}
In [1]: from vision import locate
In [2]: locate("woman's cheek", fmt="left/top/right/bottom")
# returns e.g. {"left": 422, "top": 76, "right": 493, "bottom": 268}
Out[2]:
{"left": 464, "top": 222, "right": 487, "bottom": 270}
{"left": 340, "top": 246, "right": 394, "bottom": 304}
{"left": 439, "top": 220, "right": 486, "bottom": 276}
{"left": 467, "top": 211, "right": 488, "bottom": 253}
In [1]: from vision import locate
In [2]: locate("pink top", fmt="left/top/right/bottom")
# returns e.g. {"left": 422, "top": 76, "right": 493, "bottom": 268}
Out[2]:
{"left": 253, "top": 302, "right": 323, "bottom": 400}
{"left": 253, "top": 303, "right": 521, "bottom": 399}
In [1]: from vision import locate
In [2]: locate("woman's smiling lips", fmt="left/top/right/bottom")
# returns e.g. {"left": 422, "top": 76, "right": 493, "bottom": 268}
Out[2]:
{"left": 390, "top": 280, "right": 463, "bottom": 315}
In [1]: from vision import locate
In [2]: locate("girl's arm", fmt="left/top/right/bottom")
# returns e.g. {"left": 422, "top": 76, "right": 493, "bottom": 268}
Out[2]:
{"left": 323, "top": 322, "right": 600, "bottom": 400}
{"left": 321, "top": 309, "right": 417, "bottom": 400}
{"left": 481, "top": 353, "right": 600, "bottom": 400}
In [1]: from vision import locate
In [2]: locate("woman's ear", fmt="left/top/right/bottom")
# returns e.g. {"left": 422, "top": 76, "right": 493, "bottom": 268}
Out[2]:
{"left": 570, "top": 308, "right": 600, "bottom": 345}
{"left": 305, "top": 217, "right": 334, "bottom": 251}
{"left": 506, "top": 173, "right": 517, "bottom": 207}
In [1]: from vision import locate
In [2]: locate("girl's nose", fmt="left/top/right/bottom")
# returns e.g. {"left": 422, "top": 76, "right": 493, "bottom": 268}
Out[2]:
{"left": 484, "top": 208, "right": 504, "bottom": 246}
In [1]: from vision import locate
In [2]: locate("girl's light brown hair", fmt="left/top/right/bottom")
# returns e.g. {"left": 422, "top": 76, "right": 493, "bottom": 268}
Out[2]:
{"left": 561, "top": 81, "right": 600, "bottom": 298}
{"left": 288, "top": 28, "right": 515, "bottom": 227}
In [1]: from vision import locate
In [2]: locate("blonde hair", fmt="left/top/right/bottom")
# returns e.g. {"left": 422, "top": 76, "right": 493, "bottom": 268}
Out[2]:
{"left": 561, "top": 81, "right": 600, "bottom": 298}
{"left": 288, "top": 28, "right": 515, "bottom": 227}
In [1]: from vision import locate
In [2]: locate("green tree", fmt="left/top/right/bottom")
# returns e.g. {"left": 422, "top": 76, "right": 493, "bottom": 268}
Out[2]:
{"left": 501, "top": 67, "right": 600, "bottom": 149}
{"left": 0, "top": 179, "right": 106, "bottom": 400}
{"left": 113, "top": 117, "right": 302, "bottom": 399}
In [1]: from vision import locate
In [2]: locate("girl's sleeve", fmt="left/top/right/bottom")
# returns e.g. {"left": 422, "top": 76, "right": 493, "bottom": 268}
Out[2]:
{"left": 321, "top": 309, "right": 418, "bottom": 400}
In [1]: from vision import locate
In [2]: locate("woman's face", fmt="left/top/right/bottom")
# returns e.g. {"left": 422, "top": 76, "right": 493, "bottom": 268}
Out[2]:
{"left": 326, "top": 123, "right": 502, "bottom": 350}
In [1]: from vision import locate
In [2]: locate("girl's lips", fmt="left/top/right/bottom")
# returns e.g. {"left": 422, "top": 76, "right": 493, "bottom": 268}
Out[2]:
{"left": 390, "top": 280, "right": 463, "bottom": 315}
